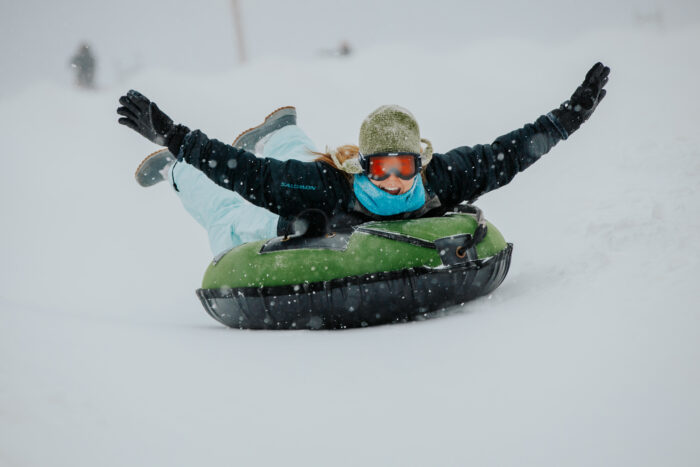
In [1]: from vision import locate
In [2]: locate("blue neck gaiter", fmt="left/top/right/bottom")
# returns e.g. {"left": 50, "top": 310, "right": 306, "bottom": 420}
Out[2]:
{"left": 353, "top": 174, "right": 426, "bottom": 216}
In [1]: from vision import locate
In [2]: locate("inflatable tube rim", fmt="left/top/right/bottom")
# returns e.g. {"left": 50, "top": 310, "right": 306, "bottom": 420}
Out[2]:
{"left": 197, "top": 244, "right": 513, "bottom": 330}
{"left": 203, "top": 248, "right": 505, "bottom": 298}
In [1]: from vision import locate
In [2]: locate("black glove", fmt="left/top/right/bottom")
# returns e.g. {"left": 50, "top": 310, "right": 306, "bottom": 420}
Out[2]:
{"left": 550, "top": 62, "right": 610, "bottom": 138}
{"left": 117, "top": 90, "right": 189, "bottom": 155}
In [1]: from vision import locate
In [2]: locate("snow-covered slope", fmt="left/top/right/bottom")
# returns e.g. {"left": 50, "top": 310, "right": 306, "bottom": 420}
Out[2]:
{"left": 1, "top": 25, "right": 699, "bottom": 467}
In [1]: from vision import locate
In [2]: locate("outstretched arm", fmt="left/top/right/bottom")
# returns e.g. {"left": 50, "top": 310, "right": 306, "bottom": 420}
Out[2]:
{"left": 117, "top": 91, "right": 347, "bottom": 218}
{"left": 425, "top": 62, "right": 610, "bottom": 205}
{"left": 425, "top": 115, "right": 563, "bottom": 205}
{"left": 177, "top": 130, "right": 346, "bottom": 218}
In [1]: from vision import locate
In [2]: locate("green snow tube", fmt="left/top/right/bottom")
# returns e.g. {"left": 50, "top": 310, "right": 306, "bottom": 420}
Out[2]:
{"left": 196, "top": 205, "right": 513, "bottom": 329}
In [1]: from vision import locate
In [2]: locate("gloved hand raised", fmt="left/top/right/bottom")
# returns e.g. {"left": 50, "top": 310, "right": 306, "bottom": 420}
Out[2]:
{"left": 551, "top": 62, "right": 610, "bottom": 137}
{"left": 117, "top": 90, "right": 189, "bottom": 154}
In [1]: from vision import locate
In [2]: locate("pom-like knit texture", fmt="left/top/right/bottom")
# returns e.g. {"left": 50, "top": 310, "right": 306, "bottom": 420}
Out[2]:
{"left": 359, "top": 105, "right": 422, "bottom": 155}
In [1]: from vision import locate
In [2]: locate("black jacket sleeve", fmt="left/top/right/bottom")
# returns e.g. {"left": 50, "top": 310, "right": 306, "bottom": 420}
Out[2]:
{"left": 424, "top": 114, "right": 566, "bottom": 206}
{"left": 178, "top": 130, "right": 350, "bottom": 218}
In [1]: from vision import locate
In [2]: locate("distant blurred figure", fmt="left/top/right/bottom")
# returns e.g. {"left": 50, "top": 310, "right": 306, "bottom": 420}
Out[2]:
{"left": 635, "top": 8, "right": 665, "bottom": 29}
{"left": 70, "top": 43, "right": 96, "bottom": 89}
{"left": 318, "top": 40, "right": 353, "bottom": 58}
{"left": 338, "top": 41, "right": 352, "bottom": 57}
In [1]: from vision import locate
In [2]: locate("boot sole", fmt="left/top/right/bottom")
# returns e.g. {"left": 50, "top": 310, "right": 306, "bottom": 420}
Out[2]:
{"left": 134, "top": 148, "right": 175, "bottom": 187}
{"left": 232, "top": 106, "right": 297, "bottom": 150}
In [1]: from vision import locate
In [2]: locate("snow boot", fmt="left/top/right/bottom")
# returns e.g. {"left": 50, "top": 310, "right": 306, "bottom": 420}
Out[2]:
{"left": 232, "top": 106, "right": 297, "bottom": 151}
{"left": 134, "top": 148, "right": 176, "bottom": 187}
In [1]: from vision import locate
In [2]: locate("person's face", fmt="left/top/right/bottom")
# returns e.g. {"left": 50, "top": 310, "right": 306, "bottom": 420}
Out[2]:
{"left": 369, "top": 174, "right": 416, "bottom": 195}
{"left": 365, "top": 153, "right": 419, "bottom": 195}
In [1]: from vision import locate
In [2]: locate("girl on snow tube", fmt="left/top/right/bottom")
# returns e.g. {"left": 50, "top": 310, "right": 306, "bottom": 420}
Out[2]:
{"left": 116, "top": 63, "right": 609, "bottom": 328}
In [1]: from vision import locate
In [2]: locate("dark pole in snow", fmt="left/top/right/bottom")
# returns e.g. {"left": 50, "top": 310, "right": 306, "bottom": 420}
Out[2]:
{"left": 231, "top": 0, "right": 247, "bottom": 64}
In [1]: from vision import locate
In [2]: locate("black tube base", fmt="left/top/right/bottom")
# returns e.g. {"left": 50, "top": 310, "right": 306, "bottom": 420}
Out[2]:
{"left": 197, "top": 244, "right": 513, "bottom": 330}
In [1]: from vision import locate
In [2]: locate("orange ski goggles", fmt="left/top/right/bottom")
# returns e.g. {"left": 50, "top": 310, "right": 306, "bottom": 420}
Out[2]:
{"left": 359, "top": 152, "right": 422, "bottom": 181}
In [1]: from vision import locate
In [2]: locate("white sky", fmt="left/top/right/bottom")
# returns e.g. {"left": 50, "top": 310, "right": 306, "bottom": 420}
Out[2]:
{"left": 1, "top": 0, "right": 698, "bottom": 97}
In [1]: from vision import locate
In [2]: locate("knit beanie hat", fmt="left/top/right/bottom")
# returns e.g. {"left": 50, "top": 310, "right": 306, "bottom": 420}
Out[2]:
{"left": 360, "top": 105, "right": 433, "bottom": 164}
{"left": 332, "top": 105, "right": 433, "bottom": 174}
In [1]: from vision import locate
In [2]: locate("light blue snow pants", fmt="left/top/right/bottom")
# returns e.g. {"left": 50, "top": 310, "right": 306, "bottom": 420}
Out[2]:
{"left": 171, "top": 125, "right": 318, "bottom": 256}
